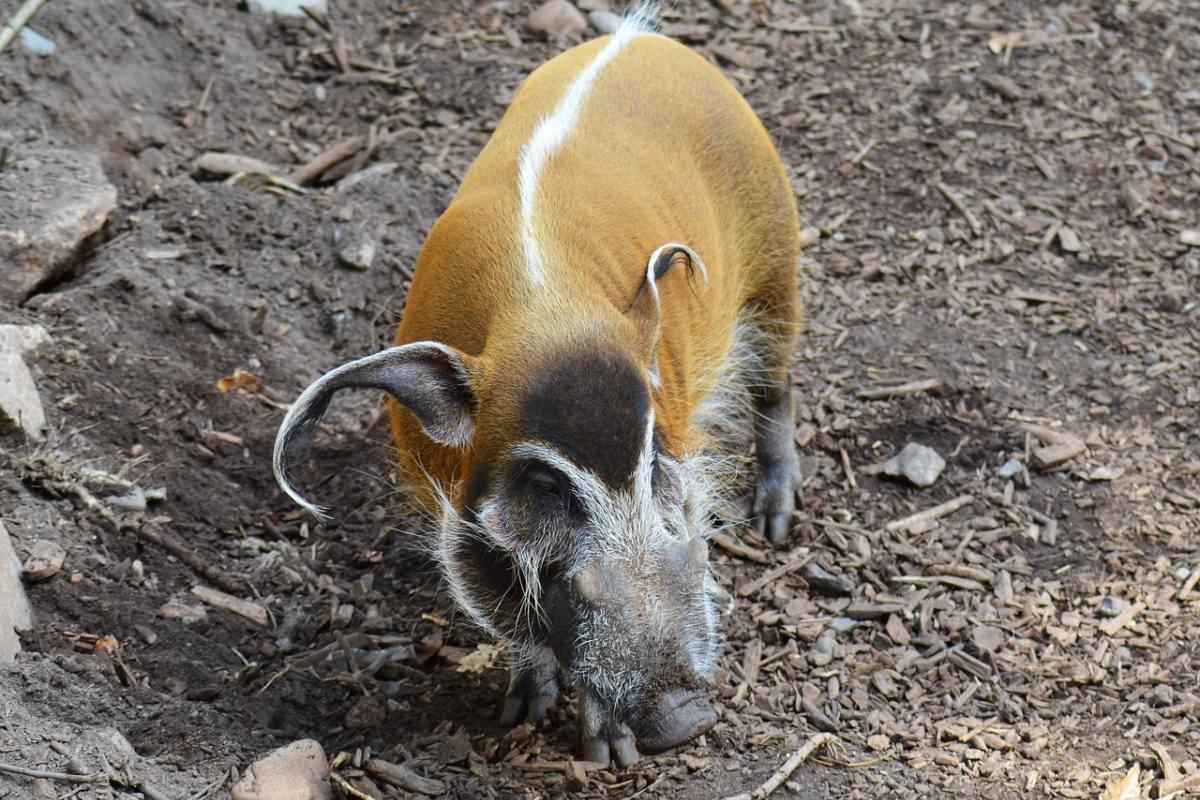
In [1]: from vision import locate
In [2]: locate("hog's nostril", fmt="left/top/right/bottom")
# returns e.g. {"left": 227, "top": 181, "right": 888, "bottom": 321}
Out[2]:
{"left": 634, "top": 689, "right": 717, "bottom": 755}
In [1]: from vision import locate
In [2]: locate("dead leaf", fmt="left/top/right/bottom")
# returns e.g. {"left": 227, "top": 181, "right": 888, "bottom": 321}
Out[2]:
{"left": 216, "top": 368, "right": 263, "bottom": 393}
{"left": 456, "top": 642, "right": 501, "bottom": 674}
{"left": 1099, "top": 763, "right": 1140, "bottom": 800}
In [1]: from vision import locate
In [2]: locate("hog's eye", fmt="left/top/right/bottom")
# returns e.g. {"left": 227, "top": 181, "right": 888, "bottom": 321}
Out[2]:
{"left": 516, "top": 461, "right": 572, "bottom": 512}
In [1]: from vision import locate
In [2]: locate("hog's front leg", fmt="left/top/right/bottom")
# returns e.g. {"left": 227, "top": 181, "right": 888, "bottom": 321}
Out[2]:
{"left": 752, "top": 376, "right": 802, "bottom": 543}
{"left": 578, "top": 692, "right": 640, "bottom": 768}
{"left": 500, "top": 645, "right": 559, "bottom": 726}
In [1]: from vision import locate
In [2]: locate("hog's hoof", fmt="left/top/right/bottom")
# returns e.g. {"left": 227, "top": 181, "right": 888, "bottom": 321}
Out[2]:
{"left": 500, "top": 663, "right": 558, "bottom": 726}
{"left": 634, "top": 689, "right": 718, "bottom": 755}
{"left": 581, "top": 727, "right": 640, "bottom": 768}
{"left": 751, "top": 466, "right": 801, "bottom": 543}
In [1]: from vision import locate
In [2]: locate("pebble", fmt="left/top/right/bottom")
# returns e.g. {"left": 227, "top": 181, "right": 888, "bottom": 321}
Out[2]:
{"left": 232, "top": 740, "right": 332, "bottom": 800}
{"left": 996, "top": 458, "right": 1025, "bottom": 479}
{"left": 802, "top": 563, "right": 855, "bottom": 597}
{"left": 19, "top": 28, "right": 56, "bottom": 56}
{"left": 528, "top": 0, "right": 588, "bottom": 37}
{"left": 1133, "top": 72, "right": 1155, "bottom": 93}
{"left": 1098, "top": 595, "right": 1128, "bottom": 618}
{"left": 246, "top": 0, "right": 328, "bottom": 16}
{"left": 0, "top": 145, "right": 117, "bottom": 304}
{"left": 0, "top": 324, "right": 50, "bottom": 440}
{"left": 883, "top": 442, "right": 946, "bottom": 488}
{"left": 811, "top": 632, "right": 836, "bottom": 664}
{"left": 589, "top": 9, "right": 622, "bottom": 33}
{"left": 335, "top": 230, "right": 376, "bottom": 271}
{"left": 21, "top": 539, "right": 65, "bottom": 582}
{"left": 829, "top": 616, "right": 856, "bottom": 633}
{"left": 0, "top": 521, "right": 34, "bottom": 663}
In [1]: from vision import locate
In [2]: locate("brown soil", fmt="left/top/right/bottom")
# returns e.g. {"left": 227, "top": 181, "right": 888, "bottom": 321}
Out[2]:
{"left": 1, "top": 1, "right": 1197, "bottom": 799}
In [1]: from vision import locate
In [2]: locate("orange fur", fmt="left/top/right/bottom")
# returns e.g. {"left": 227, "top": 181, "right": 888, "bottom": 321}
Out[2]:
{"left": 390, "top": 32, "right": 800, "bottom": 509}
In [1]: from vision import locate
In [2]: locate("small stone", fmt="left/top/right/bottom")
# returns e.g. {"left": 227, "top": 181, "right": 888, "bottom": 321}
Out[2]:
{"left": 107, "top": 487, "right": 147, "bottom": 512}
{"left": 1056, "top": 226, "right": 1083, "bottom": 253}
{"left": 0, "top": 324, "right": 50, "bottom": 440}
{"left": 0, "top": 145, "right": 117, "bottom": 303}
{"left": 1174, "top": 566, "right": 1192, "bottom": 581}
{"left": 21, "top": 539, "right": 65, "bottom": 582}
{"left": 829, "top": 616, "right": 856, "bottom": 633}
{"left": 159, "top": 594, "right": 208, "bottom": 625}
{"left": 883, "top": 442, "right": 946, "bottom": 488}
{"left": 1098, "top": 595, "right": 1128, "bottom": 618}
{"left": 528, "top": 0, "right": 588, "bottom": 37}
{"left": 18, "top": 28, "right": 55, "bottom": 56}
{"left": 1133, "top": 72, "right": 1155, "bottom": 93}
{"left": 996, "top": 458, "right": 1024, "bottom": 479}
{"left": 589, "top": 9, "right": 622, "bottom": 33}
{"left": 335, "top": 231, "right": 376, "bottom": 271}
{"left": 811, "top": 632, "right": 836, "bottom": 659}
{"left": 802, "top": 563, "right": 855, "bottom": 597}
{"left": 232, "top": 740, "right": 332, "bottom": 800}
{"left": 0, "top": 521, "right": 34, "bottom": 663}
{"left": 246, "top": 0, "right": 328, "bottom": 16}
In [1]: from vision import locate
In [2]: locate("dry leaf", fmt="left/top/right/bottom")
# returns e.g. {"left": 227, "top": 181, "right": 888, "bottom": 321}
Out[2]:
{"left": 456, "top": 642, "right": 502, "bottom": 674}
{"left": 1099, "top": 764, "right": 1140, "bottom": 800}
{"left": 216, "top": 368, "right": 262, "bottom": 393}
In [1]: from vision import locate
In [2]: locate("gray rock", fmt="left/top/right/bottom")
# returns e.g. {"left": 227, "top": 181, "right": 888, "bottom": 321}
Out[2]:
{"left": 0, "top": 521, "right": 34, "bottom": 663}
{"left": 21, "top": 539, "right": 65, "bottom": 582}
{"left": 802, "top": 562, "right": 855, "bottom": 597}
{"left": 0, "top": 145, "right": 117, "bottom": 304}
{"left": 1098, "top": 595, "right": 1128, "bottom": 618}
{"left": 246, "top": 0, "right": 328, "bottom": 16}
{"left": 589, "top": 9, "right": 622, "bottom": 33}
{"left": 996, "top": 458, "right": 1025, "bottom": 479}
{"left": 232, "top": 740, "right": 332, "bottom": 800}
{"left": 883, "top": 442, "right": 946, "bottom": 488}
{"left": 829, "top": 616, "right": 856, "bottom": 633}
{"left": 0, "top": 324, "right": 50, "bottom": 440}
{"left": 19, "top": 28, "right": 55, "bottom": 56}
{"left": 335, "top": 231, "right": 376, "bottom": 271}
{"left": 528, "top": 0, "right": 588, "bottom": 37}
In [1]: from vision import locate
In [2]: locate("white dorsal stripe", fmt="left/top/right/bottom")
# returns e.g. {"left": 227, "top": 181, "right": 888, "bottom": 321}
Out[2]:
{"left": 518, "top": 10, "right": 656, "bottom": 285}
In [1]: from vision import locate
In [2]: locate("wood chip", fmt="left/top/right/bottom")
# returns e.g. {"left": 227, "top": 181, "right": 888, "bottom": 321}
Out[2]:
{"left": 191, "top": 585, "right": 269, "bottom": 626}
{"left": 885, "top": 494, "right": 974, "bottom": 533}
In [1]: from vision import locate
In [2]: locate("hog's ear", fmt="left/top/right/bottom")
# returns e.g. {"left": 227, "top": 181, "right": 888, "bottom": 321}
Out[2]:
{"left": 273, "top": 341, "right": 478, "bottom": 520}
{"left": 626, "top": 243, "right": 709, "bottom": 370}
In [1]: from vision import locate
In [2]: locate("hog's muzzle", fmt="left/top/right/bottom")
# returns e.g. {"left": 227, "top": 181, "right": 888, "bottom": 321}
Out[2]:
{"left": 633, "top": 688, "right": 717, "bottom": 755}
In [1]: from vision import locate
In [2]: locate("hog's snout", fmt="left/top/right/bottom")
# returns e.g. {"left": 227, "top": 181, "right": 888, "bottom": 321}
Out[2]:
{"left": 633, "top": 688, "right": 717, "bottom": 754}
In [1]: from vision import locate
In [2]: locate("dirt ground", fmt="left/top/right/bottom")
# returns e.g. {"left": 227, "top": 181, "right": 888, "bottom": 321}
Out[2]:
{"left": 1, "top": 0, "right": 1198, "bottom": 798}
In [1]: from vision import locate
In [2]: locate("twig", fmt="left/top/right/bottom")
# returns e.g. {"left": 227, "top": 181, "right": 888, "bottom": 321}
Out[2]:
{"left": 0, "top": 762, "right": 109, "bottom": 785}
{"left": 857, "top": 378, "right": 940, "bottom": 400}
{"left": 737, "top": 549, "right": 814, "bottom": 597}
{"left": 936, "top": 181, "right": 983, "bottom": 236}
{"left": 288, "top": 135, "right": 365, "bottom": 185}
{"left": 5, "top": 452, "right": 242, "bottom": 594}
{"left": 330, "top": 770, "right": 382, "bottom": 800}
{"left": 0, "top": 0, "right": 49, "bottom": 54}
{"left": 885, "top": 494, "right": 974, "bottom": 533}
{"left": 721, "top": 733, "right": 837, "bottom": 800}
{"left": 710, "top": 531, "right": 770, "bottom": 564}
{"left": 183, "top": 768, "right": 232, "bottom": 800}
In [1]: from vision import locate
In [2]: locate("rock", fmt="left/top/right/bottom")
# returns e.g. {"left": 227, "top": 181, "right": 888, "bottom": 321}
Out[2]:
{"left": 0, "top": 145, "right": 117, "bottom": 304}
{"left": 528, "top": 0, "right": 588, "bottom": 37}
{"left": 19, "top": 28, "right": 56, "bottom": 56}
{"left": 335, "top": 230, "right": 376, "bottom": 271}
{"left": 1098, "top": 595, "right": 1128, "bottom": 619}
{"left": 802, "top": 563, "right": 855, "bottom": 597}
{"left": 232, "top": 740, "right": 331, "bottom": 800}
{"left": 829, "top": 616, "right": 856, "bottom": 633}
{"left": 883, "top": 443, "right": 946, "bottom": 488}
{"left": 0, "top": 324, "right": 51, "bottom": 440}
{"left": 159, "top": 593, "right": 208, "bottom": 625}
{"left": 245, "top": 0, "right": 328, "bottom": 16}
{"left": 0, "top": 521, "right": 34, "bottom": 663}
{"left": 21, "top": 539, "right": 65, "bottom": 582}
{"left": 589, "top": 9, "right": 622, "bottom": 33}
{"left": 996, "top": 458, "right": 1024, "bottom": 479}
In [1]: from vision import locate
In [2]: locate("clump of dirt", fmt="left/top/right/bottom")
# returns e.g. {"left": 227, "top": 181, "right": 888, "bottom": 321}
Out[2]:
{"left": 1, "top": 1, "right": 1197, "bottom": 799}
